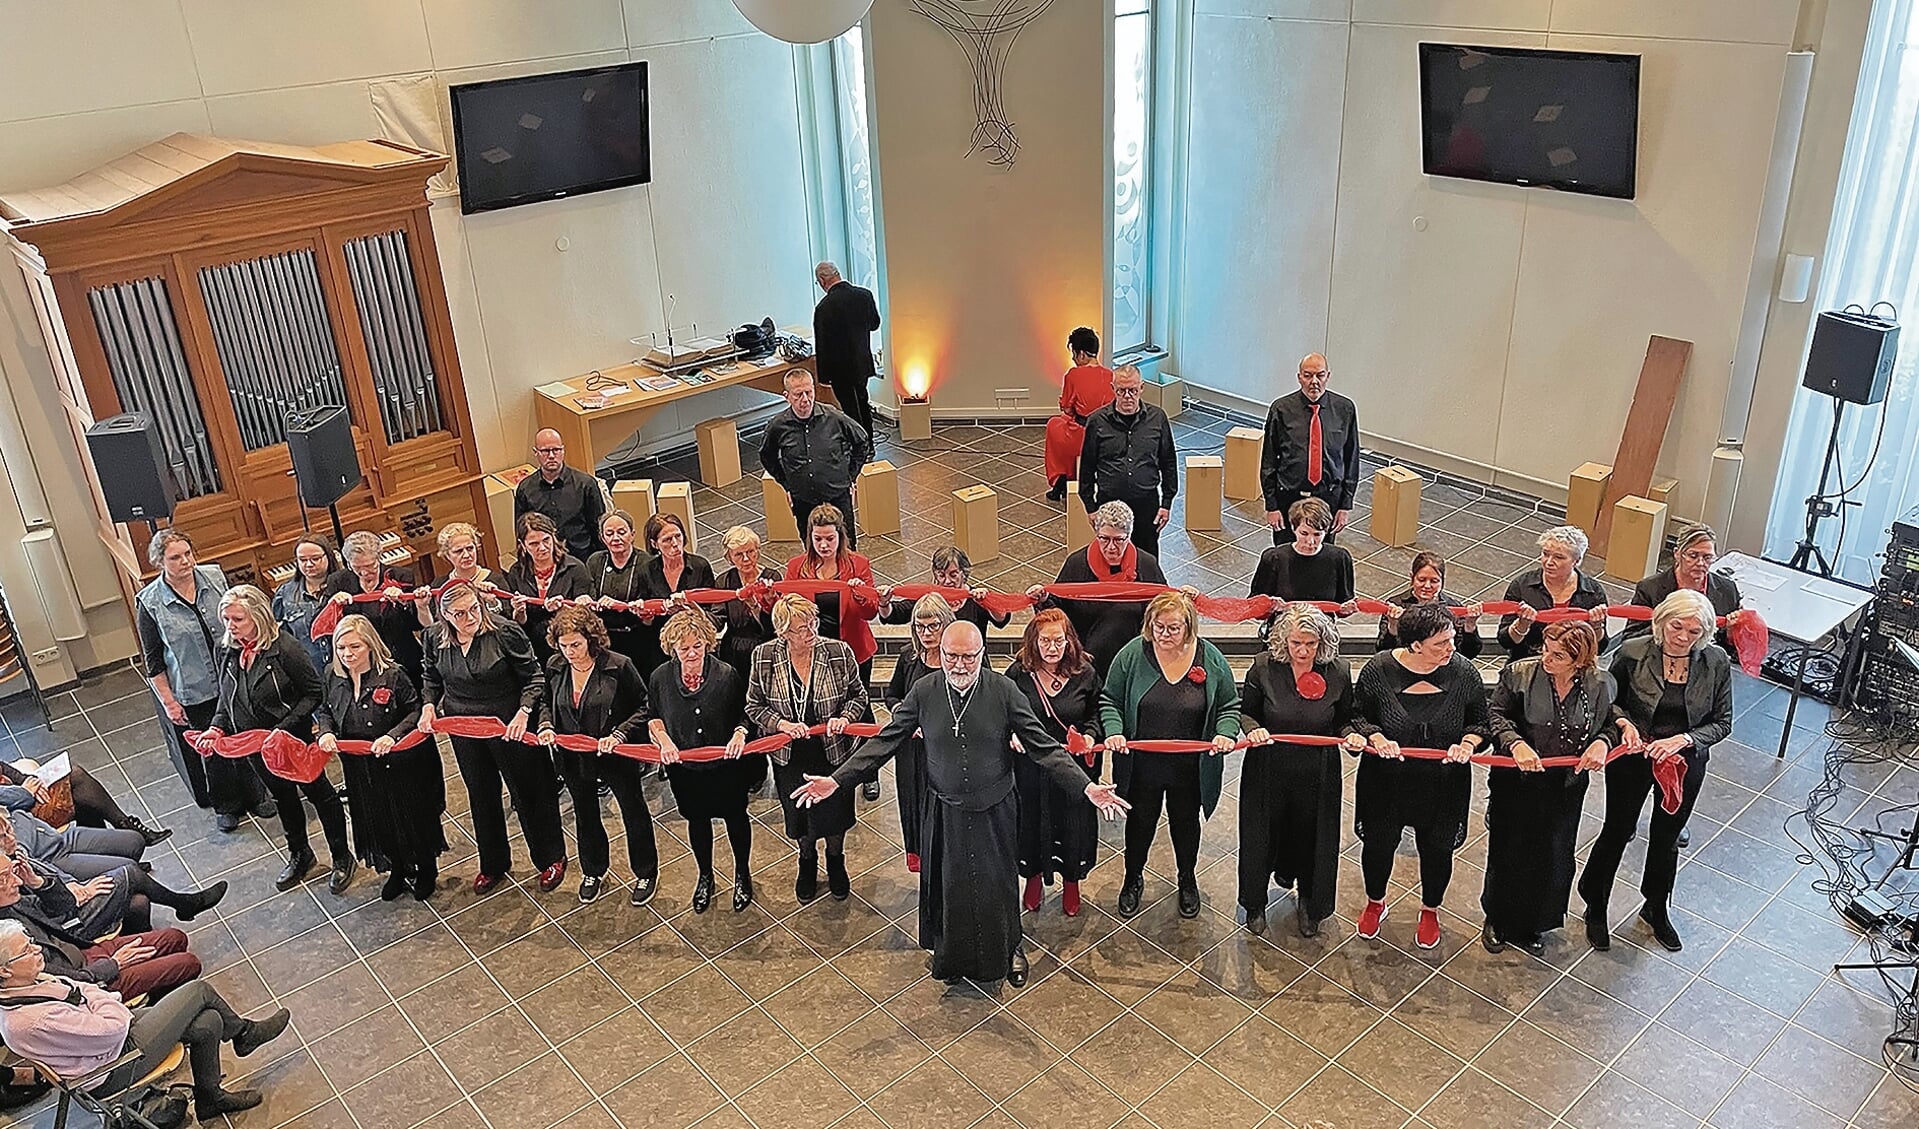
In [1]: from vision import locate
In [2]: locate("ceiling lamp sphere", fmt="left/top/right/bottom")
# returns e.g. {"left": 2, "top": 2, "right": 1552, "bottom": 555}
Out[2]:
{"left": 733, "top": 0, "right": 874, "bottom": 43}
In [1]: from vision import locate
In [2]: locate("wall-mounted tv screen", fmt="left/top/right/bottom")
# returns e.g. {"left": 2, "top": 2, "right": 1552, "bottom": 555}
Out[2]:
{"left": 450, "top": 62, "right": 650, "bottom": 215}
{"left": 1418, "top": 43, "right": 1640, "bottom": 200}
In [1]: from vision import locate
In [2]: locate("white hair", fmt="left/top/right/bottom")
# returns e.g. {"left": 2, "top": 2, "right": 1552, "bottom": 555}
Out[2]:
{"left": 1653, "top": 588, "right": 1716, "bottom": 646}
{"left": 814, "top": 261, "right": 841, "bottom": 284}
{"left": 1539, "top": 525, "right": 1590, "bottom": 563}
{"left": 1091, "top": 501, "right": 1135, "bottom": 536}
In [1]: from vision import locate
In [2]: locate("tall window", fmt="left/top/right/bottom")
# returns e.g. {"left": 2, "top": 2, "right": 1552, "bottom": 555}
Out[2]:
{"left": 1765, "top": 0, "right": 1919, "bottom": 582}
{"left": 1112, "top": 0, "right": 1154, "bottom": 353}
{"left": 831, "top": 27, "right": 880, "bottom": 293}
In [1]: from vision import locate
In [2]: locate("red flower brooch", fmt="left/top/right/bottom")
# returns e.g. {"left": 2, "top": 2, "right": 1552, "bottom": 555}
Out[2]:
{"left": 372, "top": 687, "right": 393, "bottom": 705}
{"left": 1295, "top": 671, "right": 1327, "bottom": 701}
{"left": 1186, "top": 666, "right": 1206, "bottom": 685}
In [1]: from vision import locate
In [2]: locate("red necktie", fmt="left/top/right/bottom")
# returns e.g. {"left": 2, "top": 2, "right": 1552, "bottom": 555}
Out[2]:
{"left": 1307, "top": 402, "right": 1323, "bottom": 487}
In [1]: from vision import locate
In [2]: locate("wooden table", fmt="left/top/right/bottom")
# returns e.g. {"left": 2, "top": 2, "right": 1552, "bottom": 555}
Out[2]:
{"left": 534, "top": 344, "right": 826, "bottom": 473}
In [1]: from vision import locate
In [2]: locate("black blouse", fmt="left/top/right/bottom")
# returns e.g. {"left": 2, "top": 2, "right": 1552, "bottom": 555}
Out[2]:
{"left": 1248, "top": 545, "right": 1356, "bottom": 605}
{"left": 421, "top": 622, "right": 544, "bottom": 721}
{"left": 1005, "top": 662, "right": 1105, "bottom": 744}
{"left": 313, "top": 665, "right": 422, "bottom": 744}
{"left": 887, "top": 651, "right": 938, "bottom": 708}
{"left": 543, "top": 651, "right": 649, "bottom": 742}
{"left": 715, "top": 566, "right": 781, "bottom": 669}
{"left": 1498, "top": 568, "right": 1610, "bottom": 663}
{"left": 1375, "top": 588, "right": 1483, "bottom": 660}
{"left": 323, "top": 565, "right": 422, "bottom": 674}
{"left": 505, "top": 555, "right": 594, "bottom": 658}
{"left": 1650, "top": 681, "right": 1691, "bottom": 741}
{"left": 1238, "top": 654, "right": 1353, "bottom": 741}
{"left": 1045, "top": 549, "right": 1169, "bottom": 673}
{"left": 1350, "top": 652, "right": 1491, "bottom": 751}
{"left": 648, "top": 656, "right": 747, "bottom": 752}
{"left": 633, "top": 553, "right": 718, "bottom": 675}
{"left": 1137, "top": 677, "right": 1210, "bottom": 742}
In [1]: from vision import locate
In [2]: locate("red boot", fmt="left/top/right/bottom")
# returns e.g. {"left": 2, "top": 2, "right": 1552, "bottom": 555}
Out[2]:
{"left": 905, "top": 852, "right": 921, "bottom": 874}
{"left": 1022, "top": 875, "right": 1044, "bottom": 912}
{"left": 1061, "top": 881, "right": 1082, "bottom": 917}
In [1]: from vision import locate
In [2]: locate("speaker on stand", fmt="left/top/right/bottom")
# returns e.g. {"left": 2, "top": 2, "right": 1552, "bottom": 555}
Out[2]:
{"left": 286, "top": 405, "right": 361, "bottom": 544}
{"left": 84, "top": 413, "right": 178, "bottom": 524}
{"left": 1789, "top": 304, "right": 1899, "bottom": 577}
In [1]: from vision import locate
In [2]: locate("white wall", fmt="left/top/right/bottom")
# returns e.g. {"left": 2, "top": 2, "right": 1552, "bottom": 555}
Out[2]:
{"left": 0, "top": 0, "right": 819, "bottom": 678}
{"left": 1174, "top": 0, "right": 1801, "bottom": 517}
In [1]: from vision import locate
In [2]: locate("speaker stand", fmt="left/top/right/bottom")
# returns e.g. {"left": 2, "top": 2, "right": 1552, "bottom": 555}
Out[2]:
{"left": 326, "top": 503, "right": 345, "bottom": 546}
{"left": 1788, "top": 395, "right": 1849, "bottom": 578}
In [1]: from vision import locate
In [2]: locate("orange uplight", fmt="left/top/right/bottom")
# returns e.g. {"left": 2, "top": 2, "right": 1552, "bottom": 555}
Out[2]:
{"left": 901, "top": 360, "right": 932, "bottom": 401}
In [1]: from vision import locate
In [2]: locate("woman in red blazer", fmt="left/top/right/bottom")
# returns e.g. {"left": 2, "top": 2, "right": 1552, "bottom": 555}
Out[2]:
{"left": 1044, "top": 326, "right": 1115, "bottom": 501}
{"left": 783, "top": 503, "right": 883, "bottom": 800}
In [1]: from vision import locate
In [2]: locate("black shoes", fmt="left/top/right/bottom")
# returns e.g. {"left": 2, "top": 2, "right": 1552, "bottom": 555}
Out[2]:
{"left": 630, "top": 875, "right": 657, "bottom": 908}
{"left": 861, "top": 780, "right": 882, "bottom": 802}
{"left": 692, "top": 873, "right": 715, "bottom": 914}
{"left": 327, "top": 858, "right": 356, "bottom": 896}
{"left": 579, "top": 874, "right": 604, "bottom": 903}
{"left": 796, "top": 850, "right": 820, "bottom": 903}
{"left": 232, "top": 1008, "right": 291, "bottom": 1058}
{"left": 115, "top": 815, "right": 173, "bottom": 846}
{"left": 1177, "top": 876, "right": 1201, "bottom": 919}
{"left": 381, "top": 871, "right": 411, "bottom": 902}
{"left": 826, "top": 852, "right": 851, "bottom": 900}
{"left": 1584, "top": 910, "right": 1612, "bottom": 951}
{"left": 1008, "top": 948, "right": 1029, "bottom": 988}
{"left": 215, "top": 811, "right": 241, "bottom": 833}
{"left": 195, "top": 1088, "right": 262, "bottom": 1121}
{"left": 733, "top": 870, "right": 755, "bottom": 913}
{"left": 412, "top": 870, "right": 437, "bottom": 902}
{"left": 1245, "top": 909, "right": 1268, "bottom": 936}
{"left": 1482, "top": 920, "right": 1509, "bottom": 954}
{"left": 176, "top": 880, "right": 228, "bottom": 922}
{"left": 275, "top": 851, "right": 315, "bottom": 892}
{"left": 1295, "top": 904, "right": 1321, "bottom": 938}
{"left": 1677, "top": 827, "right": 1691, "bottom": 849}
{"left": 1640, "top": 906, "right": 1683, "bottom": 952}
{"left": 1117, "top": 874, "right": 1144, "bottom": 918}
{"left": 253, "top": 799, "right": 278, "bottom": 820}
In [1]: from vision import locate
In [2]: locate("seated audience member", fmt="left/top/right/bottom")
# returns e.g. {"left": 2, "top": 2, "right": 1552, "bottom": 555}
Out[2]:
{"left": 2, "top": 818, "right": 223, "bottom": 938}
{"left": 3, "top": 796, "right": 145, "bottom": 882}
{"left": 877, "top": 546, "right": 1011, "bottom": 634}
{"left": 1249, "top": 498, "right": 1357, "bottom": 632}
{"left": 0, "top": 863, "right": 201, "bottom": 1001}
{"left": 0, "top": 758, "right": 169, "bottom": 846}
{"left": 1377, "top": 551, "right": 1482, "bottom": 659}
{"left": 0, "top": 920, "right": 289, "bottom": 1122}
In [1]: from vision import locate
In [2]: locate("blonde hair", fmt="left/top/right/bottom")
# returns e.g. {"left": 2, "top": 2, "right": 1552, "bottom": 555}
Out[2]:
{"left": 218, "top": 585, "right": 280, "bottom": 649}
{"left": 770, "top": 593, "right": 819, "bottom": 636}
{"left": 436, "top": 521, "right": 483, "bottom": 559}
{"left": 1270, "top": 604, "right": 1339, "bottom": 665}
{"left": 721, "top": 525, "right": 762, "bottom": 556}
{"left": 329, "top": 614, "right": 394, "bottom": 678}
{"left": 435, "top": 579, "right": 506, "bottom": 639}
{"left": 1652, "top": 588, "right": 1716, "bottom": 648}
{"left": 1140, "top": 590, "right": 1198, "bottom": 644}
{"left": 660, "top": 608, "right": 719, "bottom": 653}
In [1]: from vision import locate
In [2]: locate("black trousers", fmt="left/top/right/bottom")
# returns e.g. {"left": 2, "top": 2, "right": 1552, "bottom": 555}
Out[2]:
{"left": 247, "top": 756, "right": 350, "bottom": 861}
{"left": 827, "top": 374, "right": 877, "bottom": 454}
{"left": 1360, "top": 823, "right": 1456, "bottom": 907}
{"left": 1580, "top": 751, "right": 1708, "bottom": 913}
{"left": 1098, "top": 493, "right": 1162, "bottom": 558}
{"left": 1123, "top": 773, "right": 1202, "bottom": 882}
{"left": 555, "top": 748, "right": 657, "bottom": 880}
{"left": 791, "top": 491, "right": 857, "bottom": 550}
{"left": 451, "top": 734, "right": 566, "bottom": 877}
{"left": 171, "top": 699, "right": 263, "bottom": 817}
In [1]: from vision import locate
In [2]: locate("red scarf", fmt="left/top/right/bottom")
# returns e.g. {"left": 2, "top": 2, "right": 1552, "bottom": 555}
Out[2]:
{"left": 239, "top": 640, "right": 261, "bottom": 668}
{"left": 533, "top": 564, "right": 555, "bottom": 600}
{"left": 682, "top": 665, "right": 705, "bottom": 693}
{"left": 1086, "top": 541, "right": 1138, "bottom": 583}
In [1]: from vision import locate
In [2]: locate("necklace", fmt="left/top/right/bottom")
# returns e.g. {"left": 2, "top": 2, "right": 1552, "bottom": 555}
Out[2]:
{"left": 946, "top": 681, "right": 975, "bottom": 736}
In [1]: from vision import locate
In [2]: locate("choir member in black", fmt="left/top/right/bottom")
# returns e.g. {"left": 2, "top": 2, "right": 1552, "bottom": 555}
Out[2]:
{"left": 632, "top": 512, "right": 717, "bottom": 678}
{"left": 330, "top": 530, "right": 424, "bottom": 681}
{"left": 1498, "top": 525, "right": 1610, "bottom": 664}
{"left": 792, "top": 622, "right": 1128, "bottom": 986}
{"left": 314, "top": 615, "right": 444, "bottom": 902}
{"left": 745, "top": 595, "right": 871, "bottom": 902}
{"left": 1260, "top": 353, "right": 1361, "bottom": 544}
{"left": 1006, "top": 609, "right": 1105, "bottom": 917}
{"left": 878, "top": 546, "right": 1011, "bottom": 634}
{"left": 1622, "top": 524, "right": 1747, "bottom": 664}
{"left": 1248, "top": 497, "right": 1358, "bottom": 636}
{"left": 1348, "top": 603, "right": 1490, "bottom": 950}
{"left": 1483, "top": 621, "right": 1614, "bottom": 955}
{"left": 649, "top": 611, "right": 758, "bottom": 913}
{"left": 1377, "top": 551, "right": 1482, "bottom": 659}
{"left": 1579, "top": 590, "right": 1734, "bottom": 953}
{"left": 585, "top": 509, "right": 647, "bottom": 665}
{"left": 1025, "top": 501, "right": 1168, "bottom": 675}
{"left": 537, "top": 605, "right": 656, "bottom": 906}
{"left": 417, "top": 581, "right": 565, "bottom": 895}
{"left": 506, "top": 513, "right": 592, "bottom": 666}
{"left": 413, "top": 522, "right": 500, "bottom": 629}
{"left": 1237, "top": 604, "right": 1358, "bottom": 938}
{"left": 714, "top": 526, "right": 782, "bottom": 685}
{"left": 1100, "top": 591, "right": 1241, "bottom": 919}
{"left": 884, "top": 594, "right": 954, "bottom": 877}
{"left": 201, "top": 586, "right": 355, "bottom": 895}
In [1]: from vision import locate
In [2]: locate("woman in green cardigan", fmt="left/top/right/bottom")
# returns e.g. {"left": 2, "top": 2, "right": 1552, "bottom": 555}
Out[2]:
{"left": 1101, "top": 590, "right": 1241, "bottom": 920}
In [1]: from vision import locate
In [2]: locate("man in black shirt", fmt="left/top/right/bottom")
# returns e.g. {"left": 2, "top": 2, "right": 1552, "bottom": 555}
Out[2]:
{"left": 813, "top": 261, "right": 881, "bottom": 461}
{"left": 513, "top": 429, "right": 606, "bottom": 559}
{"left": 760, "top": 370, "right": 870, "bottom": 548}
{"left": 1260, "top": 353, "right": 1361, "bottom": 545}
{"left": 1077, "top": 365, "right": 1177, "bottom": 556}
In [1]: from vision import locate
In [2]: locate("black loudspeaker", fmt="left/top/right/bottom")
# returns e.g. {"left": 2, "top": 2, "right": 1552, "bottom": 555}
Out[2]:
{"left": 1803, "top": 308, "right": 1899, "bottom": 405}
{"left": 85, "top": 413, "right": 177, "bottom": 522}
{"left": 286, "top": 406, "right": 361, "bottom": 508}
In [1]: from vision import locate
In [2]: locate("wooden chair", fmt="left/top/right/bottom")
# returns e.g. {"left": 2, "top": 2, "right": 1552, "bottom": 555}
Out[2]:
{"left": 27, "top": 1042, "right": 185, "bottom": 1129}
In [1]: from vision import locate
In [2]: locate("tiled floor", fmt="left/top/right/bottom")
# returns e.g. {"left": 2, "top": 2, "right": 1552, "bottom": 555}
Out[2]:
{"left": 2, "top": 416, "right": 1918, "bottom": 1129}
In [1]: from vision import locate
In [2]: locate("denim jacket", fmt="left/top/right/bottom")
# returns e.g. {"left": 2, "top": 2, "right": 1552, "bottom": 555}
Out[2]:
{"left": 134, "top": 565, "right": 229, "bottom": 707}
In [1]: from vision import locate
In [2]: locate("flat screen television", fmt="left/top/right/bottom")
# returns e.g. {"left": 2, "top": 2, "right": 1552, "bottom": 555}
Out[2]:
{"left": 1418, "top": 43, "right": 1639, "bottom": 200}
{"left": 449, "top": 62, "right": 650, "bottom": 214}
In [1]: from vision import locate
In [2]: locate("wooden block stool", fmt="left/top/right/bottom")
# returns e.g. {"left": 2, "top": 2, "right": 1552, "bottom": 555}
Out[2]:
{"left": 1606, "top": 496, "right": 1669, "bottom": 582}
{"left": 611, "top": 478, "right": 656, "bottom": 526}
{"left": 1648, "top": 476, "right": 1679, "bottom": 506}
{"left": 657, "top": 481, "right": 696, "bottom": 552}
{"left": 694, "top": 418, "right": 742, "bottom": 487}
{"left": 953, "top": 484, "right": 999, "bottom": 564}
{"left": 1224, "top": 427, "right": 1263, "bottom": 501}
{"left": 1065, "top": 481, "right": 1091, "bottom": 550}
{"left": 1370, "top": 466, "right": 1423, "bottom": 547}
{"left": 484, "top": 472, "right": 518, "bottom": 570}
{"left": 859, "top": 460, "right": 901, "bottom": 536}
{"left": 899, "top": 398, "right": 933, "bottom": 441}
{"left": 1567, "top": 462, "right": 1612, "bottom": 540}
{"left": 762, "top": 473, "right": 800, "bottom": 543}
{"left": 1185, "top": 456, "right": 1223, "bottom": 531}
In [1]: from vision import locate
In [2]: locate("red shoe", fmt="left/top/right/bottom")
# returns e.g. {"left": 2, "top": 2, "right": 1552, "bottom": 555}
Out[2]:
{"left": 1022, "top": 875, "right": 1044, "bottom": 912}
{"left": 472, "top": 872, "right": 503, "bottom": 896}
{"left": 1357, "top": 899, "right": 1387, "bottom": 939}
{"left": 538, "top": 859, "right": 567, "bottom": 893}
{"left": 1061, "top": 881, "right": 1081, "bottom": 917}
{"left": 1416, "top": 907, "right": 1442, "bottom": 950}
{"left": 905, "top": 852, "right": 921, "bottom": 874}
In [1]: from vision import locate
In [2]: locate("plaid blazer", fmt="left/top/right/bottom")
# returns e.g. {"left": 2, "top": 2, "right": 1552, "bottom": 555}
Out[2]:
{"left": 744, "top": 637, "right": 870, "bottom": 766}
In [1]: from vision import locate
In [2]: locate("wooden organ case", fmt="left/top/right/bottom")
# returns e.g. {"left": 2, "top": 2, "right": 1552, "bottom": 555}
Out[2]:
{"left": 0, "top": 134, "right": 496, "bottom": 596}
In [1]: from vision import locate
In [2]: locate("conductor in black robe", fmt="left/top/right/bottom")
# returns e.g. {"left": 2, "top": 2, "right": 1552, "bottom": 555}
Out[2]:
{"left": 791, "top": 623, "right": 1129, "bottom": 986}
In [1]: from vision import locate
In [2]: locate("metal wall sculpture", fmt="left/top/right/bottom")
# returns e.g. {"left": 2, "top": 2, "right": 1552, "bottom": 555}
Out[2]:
{"left": 910, "top": 0, "right": 1057, "bottom": 167}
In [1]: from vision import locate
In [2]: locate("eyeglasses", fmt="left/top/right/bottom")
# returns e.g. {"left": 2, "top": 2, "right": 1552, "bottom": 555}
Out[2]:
{"left": 1680, "top": 550, "right": 1717, "bottom": 563}
{"left": 448, "top": 605, "right": 482, "bottom": 621}
{"left": 1113, "top": 387, "right": 1144, "bottom": 398}
{"left": 1151, "top": 621, "right": 1186, "bottom": 637}
{"left": 534, "top": 446, "right": 564, "bottom": 456}
{"left": 941, "top": 650, "right": 984, "bottom": 664}
{"left": 913, "top": 621, "right": 944, "bottom": 633}
{"left": 1095, "top": 534, "right": 1129, "bottom": 545}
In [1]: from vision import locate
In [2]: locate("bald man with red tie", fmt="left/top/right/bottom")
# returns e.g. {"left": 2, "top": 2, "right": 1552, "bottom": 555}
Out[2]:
{"left": 1260, "top": 353, "right": 1361, "bottom": 545}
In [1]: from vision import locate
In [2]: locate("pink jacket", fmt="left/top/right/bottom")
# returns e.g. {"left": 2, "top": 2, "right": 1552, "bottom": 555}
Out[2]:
{"left": 0, "top": 977, "right": 131, "bottom": 1079}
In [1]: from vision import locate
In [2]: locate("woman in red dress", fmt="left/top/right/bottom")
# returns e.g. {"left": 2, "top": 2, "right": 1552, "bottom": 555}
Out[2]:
{"left": 1044, "top": 327, "right": 1114, "bottom": 501}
